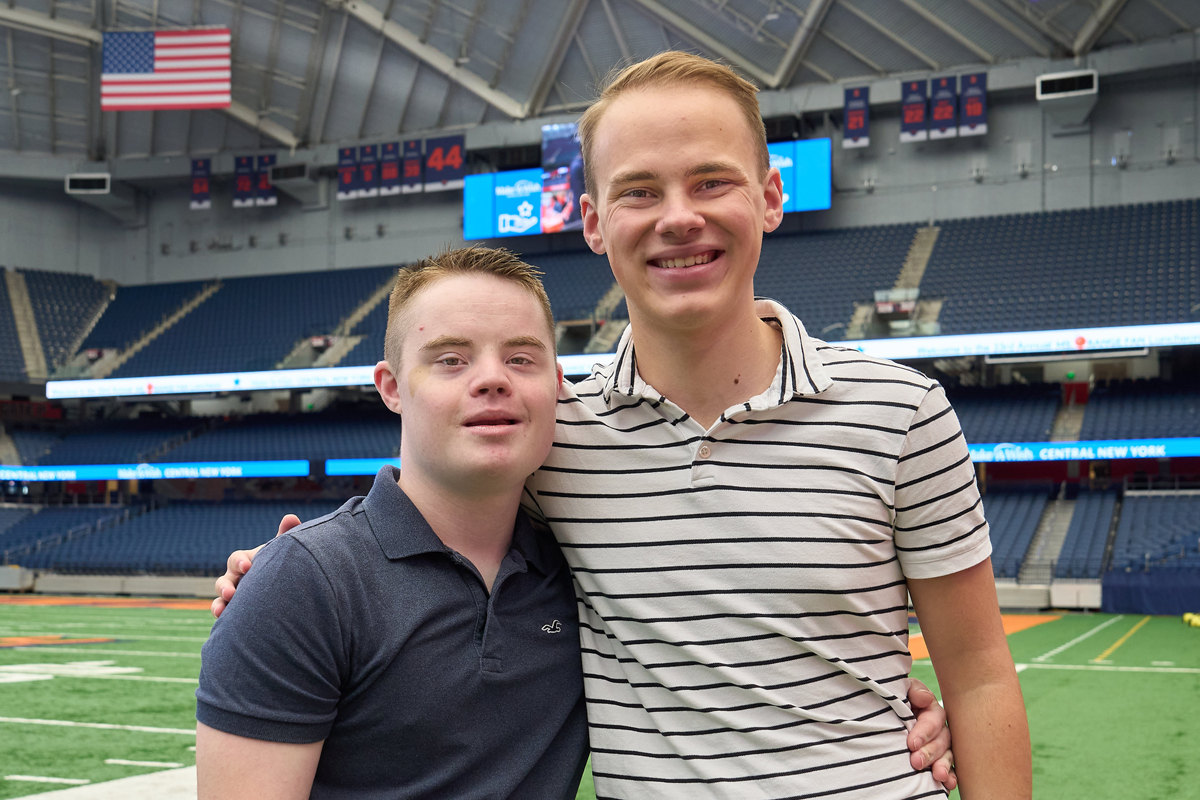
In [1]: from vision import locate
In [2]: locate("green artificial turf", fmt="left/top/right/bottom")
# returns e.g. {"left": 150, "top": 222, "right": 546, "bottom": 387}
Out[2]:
{"left": 2, "top": 603, "right": 1197, "bottom": 799}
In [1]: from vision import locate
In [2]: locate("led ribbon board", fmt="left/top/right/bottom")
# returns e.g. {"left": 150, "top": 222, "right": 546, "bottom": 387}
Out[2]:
{"left": 968, "top": 438, "right": 1200, "bottom": 463}
{"left": 0, "top": 460, "right": 311, "bottom": 482}
{"left": 324, "top": 458, "right": 402, "bottom": 476}
{"left": 45, "top": 322, "right": 1200, "bottom": 398}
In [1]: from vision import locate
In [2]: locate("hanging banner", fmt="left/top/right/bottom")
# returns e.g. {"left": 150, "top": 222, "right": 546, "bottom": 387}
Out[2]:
{"left": 337, "top": 147, "right": 358, "bottom": 201}
{"left": 358, "top": 144, "right": 379, "bottom": 198}
{"left": 900, "top": 80, "right": 928, "bottom": 143}
{"left": 402, "top": 139, "right": 423, "bottom": 194}
{"left": 424, "top": 134, "right": 465, "bottom": 192}
{"left": 232, "top": 155, "right": 255, "bottom": 208}
{"left": 190, "top": 158, "right": 211, "bottom": 210}
{"left": 843, "top": 86, "right": 869, "bottom": 149}
{"left": 929, "top": 76, "right": 957, "bottom": 139}
{"left": 255, "top": 154, "right": 277, "bottom": 206}
{"left": 959, "top": 72, "right": 988, "bottom": 137}
{"left": 379, "top": 142, "right": 401, "bottom": 196}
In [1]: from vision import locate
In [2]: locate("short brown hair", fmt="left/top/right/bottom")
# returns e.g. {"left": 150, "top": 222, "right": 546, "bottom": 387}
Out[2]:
{"left": 383, "top": 246, "right": 556, "bottom": 369}
{"left": 577, "top": 51, "right": 769, "bottom": 198}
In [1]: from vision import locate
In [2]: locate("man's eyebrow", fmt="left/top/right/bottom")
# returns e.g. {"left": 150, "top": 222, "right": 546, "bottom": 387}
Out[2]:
{"left": 687, "top": 161, "right": 744, "bottom": 177}
{"left": 610, "top": 169, "right": 658, "bottom": 187}
{"left": 419, "top": 335, "right": 472, "bottom": 352}
{"left": 505, "top": 335, "right": 547, "bottom": 351}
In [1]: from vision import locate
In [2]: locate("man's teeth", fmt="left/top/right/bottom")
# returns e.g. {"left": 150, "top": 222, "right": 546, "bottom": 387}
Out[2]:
{"left": 656, "top": 252, "right": 714, "bottom": 269}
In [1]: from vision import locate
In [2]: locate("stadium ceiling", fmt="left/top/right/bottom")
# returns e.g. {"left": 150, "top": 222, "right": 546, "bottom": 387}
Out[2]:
{"left": 0, "top": 0, "right": 1196, "bottom": 161}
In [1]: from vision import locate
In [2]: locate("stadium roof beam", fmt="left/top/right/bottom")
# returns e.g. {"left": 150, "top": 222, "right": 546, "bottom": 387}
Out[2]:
{"left": 1074, "top": 0, "right": 1132, "bottom": 57}
{"left": 959, "top": 0, "right": 1053, "bottom": 58}
{"left": 340, "top": 0, "right": 528, "bottom": 119}
{"left": 0, "top": 5, "right": 298, "bottom": 150}
{"left": 818, "top": 29, "right": 884, "bottom": 75}
{"left": 599, "top": 0, "right": 631, "bottom": 61}
{"left": 1144, "top": 0, "right": 1191, "bottom": 31}
{"left": 526, "top": 0, "right": 589, "bottom": 117}
{"left": 893, "top": 0, "right": 995, "bottom": 64}
{"left": 836, "top": 1, "right": 940, "bottom": 70}
{"left": 774, "top": 0, "right": 836, "bottom": 88}
{"left": 626, "top": 0, "right": 775, "bottom": 85}
{"left": 985, "top": 0, "right": 1073, "bottom": 51}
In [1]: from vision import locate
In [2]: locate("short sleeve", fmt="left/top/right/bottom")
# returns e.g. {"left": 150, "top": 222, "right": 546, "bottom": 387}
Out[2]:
{"left": 893, "top": 384, "right": 992, "bottom": 579}
{"left": 196, "top": 535, "right": 346, "bottom": 743}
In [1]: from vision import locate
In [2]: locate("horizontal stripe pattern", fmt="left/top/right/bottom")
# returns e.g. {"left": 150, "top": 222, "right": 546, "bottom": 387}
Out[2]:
{"left": 527, "top": 300, "right": 988, "bottom": 799}
{"left": 101, "top": 29, "right": 231, "bottom": 111}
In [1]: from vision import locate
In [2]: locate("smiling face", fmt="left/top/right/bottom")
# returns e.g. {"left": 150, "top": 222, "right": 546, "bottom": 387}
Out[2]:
{"left": 375, "top": 273, "right": 562, "bottom": 499}
{"left": 581, "top": 84, "right": 784, "bottom": 335}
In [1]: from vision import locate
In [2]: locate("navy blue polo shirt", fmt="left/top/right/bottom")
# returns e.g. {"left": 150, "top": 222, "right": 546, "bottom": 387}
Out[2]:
{"left": 196, "top": 467, "right": 588, "bottom": 799}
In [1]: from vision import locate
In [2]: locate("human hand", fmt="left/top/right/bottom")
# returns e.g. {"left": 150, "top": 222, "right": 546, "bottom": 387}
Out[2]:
{"left": 209, "top": 514, "right": 301, "bottom": 618}
{"left": 906, "top": 678, "right": 956, "bottom": 791}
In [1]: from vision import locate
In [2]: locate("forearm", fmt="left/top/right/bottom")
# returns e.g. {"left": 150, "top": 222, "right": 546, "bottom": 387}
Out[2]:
{"left": 196, "top": 722, "right": 323, "bottom": 800}
{"left": 940, "top": 669, "right": 1031, "bottom": 800}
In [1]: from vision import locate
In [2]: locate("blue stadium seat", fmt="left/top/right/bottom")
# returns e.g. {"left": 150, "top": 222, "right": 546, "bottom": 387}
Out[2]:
{"left": 1109, "top": 494, "right": 1200, "bottom": 571}
{"left": 1080, "top": 379, "right": 1200, "bottom": 440}
{"left": 922, "top": 199, "right": 1200, "bottom": 335}
{"left": 948, "top": 383, "right": 1060, "bottom": 443}
{"left": 1054, "top": 490, "right": 1118, "bottom": 578}
{"left": 983, "top": 491, "right": 1049, "bottom": 578}
{"left": 83, "top": 280, "right": 208, "bottom": 351}
{"left": 20, "top": 268, "right": 110, "bottom": 369}
{"left": 0, "top": 269, "right": 28, "bottom": 381}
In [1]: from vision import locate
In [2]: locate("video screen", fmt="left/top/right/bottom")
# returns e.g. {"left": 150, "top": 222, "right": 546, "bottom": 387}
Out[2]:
{"left": 540, "top": 123, "right": 584, "bottom": 233}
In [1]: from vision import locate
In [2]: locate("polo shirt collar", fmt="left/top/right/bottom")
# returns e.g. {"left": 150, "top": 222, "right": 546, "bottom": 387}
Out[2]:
{"left": 600, "top": 297, "right": 832, "bottom": 403}
{"left": 361, "top": 466, "right": 555, "bottom": 575}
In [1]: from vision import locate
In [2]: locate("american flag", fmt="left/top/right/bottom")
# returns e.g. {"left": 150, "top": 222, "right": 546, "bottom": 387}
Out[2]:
{"left": 101, "top": 29, "right": 231, "bottom": 111}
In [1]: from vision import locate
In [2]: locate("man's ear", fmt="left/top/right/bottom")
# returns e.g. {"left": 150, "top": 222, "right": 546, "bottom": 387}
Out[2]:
{"left": 556, "top": 361, "right": 564, "bottom": 390}
{"left": 374, "top": 360, "right": 404, "bottom": 415}
{"left": 762, "top": 167, "right": 785, "bottom": 233}
{"left": 581, "top": 193, "right": 607, "bottom": 255}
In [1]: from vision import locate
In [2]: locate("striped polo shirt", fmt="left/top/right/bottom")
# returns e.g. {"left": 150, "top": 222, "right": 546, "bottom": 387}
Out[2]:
{"left": 525, "top": 299, "right": 991, "bottom": 800}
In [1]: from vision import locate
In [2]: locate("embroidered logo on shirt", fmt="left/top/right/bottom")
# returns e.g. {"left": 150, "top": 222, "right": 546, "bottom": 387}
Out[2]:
{"left": 541, "top": 620, "right": 562, "bottom": 634}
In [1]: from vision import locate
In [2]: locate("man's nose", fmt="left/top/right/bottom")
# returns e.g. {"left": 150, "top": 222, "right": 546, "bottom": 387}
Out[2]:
{"left": 471, "top": 358, "right": 512, "bottom": 395}
{"left": 655, "top": 190, "right": 705, "bottom": 237}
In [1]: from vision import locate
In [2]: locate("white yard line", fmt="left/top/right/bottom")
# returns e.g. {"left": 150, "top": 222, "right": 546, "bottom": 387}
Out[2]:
{"left": 13, "top": 648, "right": 200, "bottom": 658}
{"left": 53, "top": 675, "right": 198, "bottom": 684}
{"left": 0, "top": 630, "right": 208, "bottom": 643}
{"left": 0, "top": 716, "right": 195, "bottom": 735}
{"left": 6, "top": 776, "right": 90, "bottom": 785}
{"left": 1016, "top": 663, "right": 1200, "bottom": 675}
{"left": 1031, "top": 615, "right": 1125, "bottom": 662}
{"left": 103, "top": 760, "right": 183, "bottom": 769}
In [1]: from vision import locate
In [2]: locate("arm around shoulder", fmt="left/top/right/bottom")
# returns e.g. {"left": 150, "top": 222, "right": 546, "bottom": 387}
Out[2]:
{"left": 197, "top": 722, "right": 323, "bottom": 800}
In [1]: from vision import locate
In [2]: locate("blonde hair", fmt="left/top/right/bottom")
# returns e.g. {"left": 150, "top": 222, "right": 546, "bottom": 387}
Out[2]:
{"left": 577, "top": 51, "right": 770, "bottom": 197}
{"left": 383, "top": 246, "right": 556, "bottom": 369}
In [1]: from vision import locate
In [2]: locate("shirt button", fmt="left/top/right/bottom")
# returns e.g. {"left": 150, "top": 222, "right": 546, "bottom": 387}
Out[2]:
{"left": 697, "top": 445, "right": 712, "bottom": 459}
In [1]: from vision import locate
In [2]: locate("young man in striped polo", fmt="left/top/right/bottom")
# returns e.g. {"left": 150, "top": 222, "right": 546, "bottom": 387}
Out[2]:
{"left": 216, "top": 53, "right": 1026, "bottom": 798}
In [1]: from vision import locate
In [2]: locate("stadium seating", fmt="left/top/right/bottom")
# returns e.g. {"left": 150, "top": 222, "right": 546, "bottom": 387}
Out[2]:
{"left": 21, "top": 269, "right": 110, "bottom": 369}
{"left": 82, "top": 280, "right": 208, "bottom": 352}
{"left": 1054, "top": 490, "right": 1118, "bottom": 578}
{"left": 922, "top": 199, "right": 1200, "bottom": 335}
{"left": 755, "top": 224, "right": 917, "bottom": 340}
{"left": 36, "top": 419, "right": 201, "bottom": 465}
{"left": 1110, "top": 493, "right": 1200, "bottom": 570}
{"left": 983, "top": 491, "right": 1049, "bottom": 578}
{"left": 948, "top": 383, "right": 1060, "bottom": 443}
{"left": 0, "top": 272, "right": 27, "bottom": 382}
{"left": 109, "top": 265, "right": 395, "bottom": 378}
{"left": 1079, "top": 378, "right": 1200, "bottom": 441}
{"left": 527, "top": 250, "right": 617, "bottom": 322}
{"left": 0, "top": 506, "right": 35, "bottom": 538}
{"left": 6, "top": 430, "right": 63, "bottom": 465}
{"left": 0, "top": 506, "right": 126, "bottom": 560}
{"left": 20, "top": 501, "right": 343, "bottom": 574}
{"left": 341, "top": 297, "right": 389, "bottom": 367}
{"left": 157, "top": 410, "right": 401, "bottom": 462}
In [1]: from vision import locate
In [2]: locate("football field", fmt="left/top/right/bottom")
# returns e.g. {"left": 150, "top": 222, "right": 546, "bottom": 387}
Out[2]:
{"left": 0, "top": 598, "right": 1196, "bottom": 798}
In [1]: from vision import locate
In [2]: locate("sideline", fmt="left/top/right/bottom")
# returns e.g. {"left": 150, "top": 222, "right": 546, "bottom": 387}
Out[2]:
{"left": 1031, "top": 615, "right": 1124, "bottom": 662}
{"left": 10, "top": 766, "right": 196, "bottom": 799}
{"left": 0, "top": 716, "right": 196, "bottom": 735}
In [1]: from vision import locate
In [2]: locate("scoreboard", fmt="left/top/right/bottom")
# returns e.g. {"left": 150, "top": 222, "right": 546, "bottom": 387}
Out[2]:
{"left": 464, "top": 137, "right": 832, "bottom": 240}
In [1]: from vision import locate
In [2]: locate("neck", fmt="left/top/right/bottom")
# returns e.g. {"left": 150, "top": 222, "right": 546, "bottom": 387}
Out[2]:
{"left": 397, "top": 468, "right": 522, "bottom": 592}
{"left": 628, "top": 298, "right": 781, "bottom": 429}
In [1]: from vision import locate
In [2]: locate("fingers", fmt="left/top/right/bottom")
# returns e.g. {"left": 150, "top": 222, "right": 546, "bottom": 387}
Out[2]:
{"left": 912, "top": 721, "right": 951, "bottom": 770}
{"left": 931, "top": 747, "right": 957, "bottom": 792}
{"left": 210, "top": 596, "right": 226, "bottom": 619}
{"left": 277, "top": 514, "right": 302, "bottom": 538}
{"left": 905, "top": 679, "right": 946, "bottom": 758}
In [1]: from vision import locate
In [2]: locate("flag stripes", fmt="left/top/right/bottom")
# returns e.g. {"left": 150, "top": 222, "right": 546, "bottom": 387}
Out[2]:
{"left": 101, "top": 29, "right": 231, "bottom": 112}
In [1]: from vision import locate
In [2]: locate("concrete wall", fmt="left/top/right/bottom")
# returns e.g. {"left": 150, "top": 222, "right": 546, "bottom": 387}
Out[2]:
{"left": 0, "top": 68, "right": 1196, "bottom": 285}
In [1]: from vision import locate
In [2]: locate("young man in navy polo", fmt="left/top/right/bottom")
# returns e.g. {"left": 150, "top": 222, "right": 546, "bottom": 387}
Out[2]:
{"left": 196, "top": 247, "right": 588, "bottom": 799}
